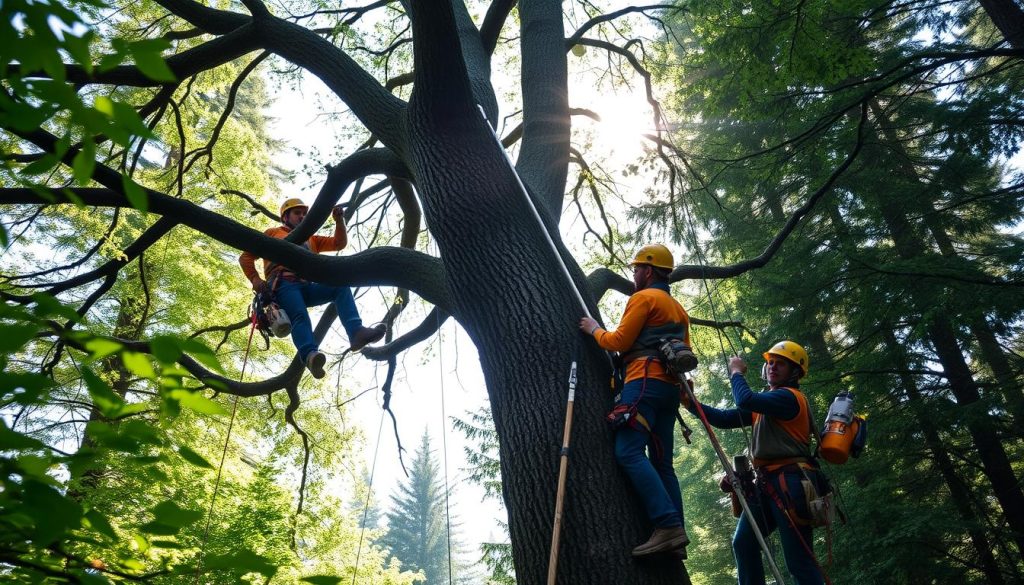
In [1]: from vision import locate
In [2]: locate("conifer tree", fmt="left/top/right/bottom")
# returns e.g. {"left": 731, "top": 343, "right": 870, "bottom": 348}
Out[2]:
{"left": 381, "top": 430, "right": 465, "bottom": 585}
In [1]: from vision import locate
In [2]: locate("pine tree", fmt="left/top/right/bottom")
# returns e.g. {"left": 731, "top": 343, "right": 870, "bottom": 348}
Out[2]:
{"left": 381, "top": 430, "right": 462, "bottom": 585}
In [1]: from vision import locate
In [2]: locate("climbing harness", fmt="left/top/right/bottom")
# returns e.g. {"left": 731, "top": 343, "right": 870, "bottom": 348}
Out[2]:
{"left": 759, "top": 466, "right": 835, "bottom": 585}
{"left": 250, "top": 274, "right": 291, "bottom": 343}
{"left": 677, "top": 373, "right": 789, "bottom": 584}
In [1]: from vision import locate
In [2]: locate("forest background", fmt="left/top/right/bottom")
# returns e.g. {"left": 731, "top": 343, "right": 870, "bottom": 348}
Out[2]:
{"left": 1, "top": 0, "right": 1022, "bottom": 584}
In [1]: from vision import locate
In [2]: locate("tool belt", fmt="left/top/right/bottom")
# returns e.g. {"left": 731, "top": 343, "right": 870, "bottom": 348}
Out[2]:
{"left": 621, "top": 339, "right": 698, "bottom": 375}
{"left": 757, "top": 459, "right": 835, "bottom": 528}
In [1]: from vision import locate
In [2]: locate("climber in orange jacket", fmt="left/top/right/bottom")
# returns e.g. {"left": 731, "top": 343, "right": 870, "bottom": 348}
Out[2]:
{"left": 239, "top": 198, "right": 385, "bottom": 378}
{"left": 579, "top": 243, "right": 690, "bottom": 558}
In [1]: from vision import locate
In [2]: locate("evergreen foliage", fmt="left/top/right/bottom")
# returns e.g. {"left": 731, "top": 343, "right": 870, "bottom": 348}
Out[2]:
{"left": 380, "top": 430, "right": 471, "bottom": 585}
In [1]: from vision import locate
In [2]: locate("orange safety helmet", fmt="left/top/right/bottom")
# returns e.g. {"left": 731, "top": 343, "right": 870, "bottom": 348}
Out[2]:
{"left": 763, "top": 340, "right": 809, "bottom": 377}
{"left": 630, "top": 243, "right": 674, "bottom": 270}
{"left": 279, "top": 197, "right": 308, "bottom": 219}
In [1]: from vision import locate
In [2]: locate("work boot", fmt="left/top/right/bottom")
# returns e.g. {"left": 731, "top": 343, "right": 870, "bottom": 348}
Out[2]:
{"left": 631, "top": 526, "right": 689, "bottom": 557}
{"left": 350, "top": 324, "right": 387, "bottom": 351}
{"left": 305, "top": 351, "right": 327, "bottom": 379}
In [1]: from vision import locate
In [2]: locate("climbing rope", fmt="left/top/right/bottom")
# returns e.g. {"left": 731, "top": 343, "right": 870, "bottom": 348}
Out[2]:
{"left": 436, "top": 310, "right": 454, "bottom": 585}
{"left": 351, "top": 408, "right": 385, "bottom": 585}
{"left": 194, "top": 314, "right": 256, "bottom": 583}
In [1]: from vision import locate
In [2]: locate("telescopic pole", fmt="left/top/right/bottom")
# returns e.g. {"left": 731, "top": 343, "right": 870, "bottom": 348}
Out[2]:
{"left": 546, "top": 360, "right": 578, "bottom": 584}
{"left": 679, "top": 377, "right": 789, "bottom": 585}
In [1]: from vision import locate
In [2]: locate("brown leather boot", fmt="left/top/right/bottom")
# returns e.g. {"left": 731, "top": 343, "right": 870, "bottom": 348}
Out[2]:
{"left": 350, "top": 324, "right": 386, "bottom": 351}
{"left": 631, "top": 526, "right": 690, "bottom": 557}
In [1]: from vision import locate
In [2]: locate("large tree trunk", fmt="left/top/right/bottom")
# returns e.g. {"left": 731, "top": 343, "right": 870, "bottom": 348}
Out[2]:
{"left": 401, "top": 4, "right": 690, "bottom": 581}
{"left": 881, "top": 329, "right": 1010, "bottom": 585}
{"left": 403, "top": 103, "right": 689, "bottom": 584}
{"left": 978, "top": 0, "right": 1024, "bottom": 49}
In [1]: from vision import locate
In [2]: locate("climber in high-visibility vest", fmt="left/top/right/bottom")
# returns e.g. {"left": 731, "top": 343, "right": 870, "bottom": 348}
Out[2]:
{"left": 579, "top": 243, "right": 690, "bottom": 558}
{"left": 239, "top": 198, "right": 385, "bottom": 378}
{"left": 684, "top": 341, "right": 827, "bottom": 585}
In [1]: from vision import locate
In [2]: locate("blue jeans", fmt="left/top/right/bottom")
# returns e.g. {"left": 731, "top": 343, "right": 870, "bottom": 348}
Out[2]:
{"left": 614, "top": 377, "right": 684, "bottom": 528}
{"left": 733, "top": 470, "right": 824, "bottom": 585}
{"left": 274, "top": 279, "right": 363, "bottom": 361}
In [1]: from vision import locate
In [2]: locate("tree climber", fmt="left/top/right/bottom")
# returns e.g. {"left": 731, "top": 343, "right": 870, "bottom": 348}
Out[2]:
{"left": 239, "top": 198, "right": 386, "bottom": 378}
{"left": 579, "top": 243, "right": 690, "bottom": 558}
{"left": 685, "top": 341, "right": 827, "bottom": 585}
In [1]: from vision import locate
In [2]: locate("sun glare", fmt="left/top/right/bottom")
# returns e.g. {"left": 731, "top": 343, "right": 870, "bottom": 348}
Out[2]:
{"left": 576, "top": 89, "right": 658, "bottom": 166}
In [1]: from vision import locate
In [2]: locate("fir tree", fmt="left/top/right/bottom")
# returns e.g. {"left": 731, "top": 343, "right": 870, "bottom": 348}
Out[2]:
{"left": 381, "top": 430, "right": 467, "bottom": 585}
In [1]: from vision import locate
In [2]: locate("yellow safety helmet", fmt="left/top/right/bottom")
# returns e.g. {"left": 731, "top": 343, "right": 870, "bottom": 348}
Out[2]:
{"left": 279, "top": 197, "right": 308, "bottom": 218}
{"left": 630, "top": 243, "right": 674, "bottom": 270}
{"left": 763, "top": 340, "right": 809, "bottom": 377}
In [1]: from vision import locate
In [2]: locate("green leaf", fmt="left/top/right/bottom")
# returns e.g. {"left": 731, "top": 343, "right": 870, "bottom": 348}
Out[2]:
{"left": 0, "top": 372, "right": 55, "bottom": 405}
{"left": 178, "top": 445, "right": 214, "bottom": 468}
{"left": 302, "top": 577, "right": 343, "bottom": 585}
{"left": 63, "top": 31, "right": 94, "bottom": 74}
{"left": 122, "top": 351, "right": 156, "bottom": 379}
{"left": 15, "top": 454, "right": 52, "bottom": 477}
{"left": 72, "top": 139, "right": 96, "bottom": 184}
{"left": 111, "top": 100, "right": 155, "bottom": 140}
{"left": 130, "top": 40, "right": 175, "bottom": 82}
{"left": 204, "top": 549, "right": 277, "bottom": 578}
{"left": 22, "top": 480, "right": 83, "bottom": 544}
{"left": 31, "top": 292, "right": 81, "bottom": 322}
{"left": 0, "top": 324, "right": 39, "bottom": 353}
{"left": 19, "top": 153, "right": 60, "bottom": 176}
{"left": 169, "top": 389, "right": 226, "bottom": 415}
{"left": 84, "top": 508, "right": 117, "bottom": 539}
{"left": 150, "top": 335, "right": 182, "bottom": 364}
{"left": 83, "top": 368, "right": 126, "bottom": 418}
{"left": 141, "top": 500, "right": 203, "bottom": 535}
{"left": 84, "top": 337, "right": 123, "bottom": 361}
{"left": 178, "top": 339, "right": 223, "bottom": 373}
{"left": 0, "top": 224, "right": 7, "bottom": 247}
{"left": 121, "top": 175, "right": 148, "bottom": 211}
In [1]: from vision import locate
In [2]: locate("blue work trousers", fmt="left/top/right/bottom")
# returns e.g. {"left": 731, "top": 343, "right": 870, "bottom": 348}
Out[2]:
{"left": 613, "top": 377, "right": 684, "bottom": 528}
{"left": 274, "top": 279, "right": 363, "bottom": 361}
{"left": 733, "top": 470, "right": 824, "bottom": 585}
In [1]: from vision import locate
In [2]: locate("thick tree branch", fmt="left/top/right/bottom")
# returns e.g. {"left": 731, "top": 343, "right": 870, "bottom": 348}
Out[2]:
{"left": 152, "top": 0, "right": 250, "bottom": 33}
{"left": 480, "top": 0, "right": 517, "bottom": 55}
{"left": 565, "top": 4, "right": 678, "bottom": 45}
{"left": 407, "top": 0, "right": 479, "bottom": 122}
{"left": 287, "top": 148, "right": 410, "bottom": 243}
{"left": 251, "top": 14, "right": 409, "bottom": 154}
{"left": 516, "top": 0, "right": 571, "bottom": 216}
{"left": 1, "top": 186, "right": 453, "bottom": 309}
{"left": 451, "top": 0, "right": 499, "bottom": 122}
{"left": 17, "top": 24, "right": 261, "bottom": 87}
{"left": 669, "top": 101, "right": 870, "bottom": 281}
{"left": 362, "top": 307, "right": 449, "bottom": 361}
{"left": 586, "top": 267, "right": 632, "bottom": 300}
